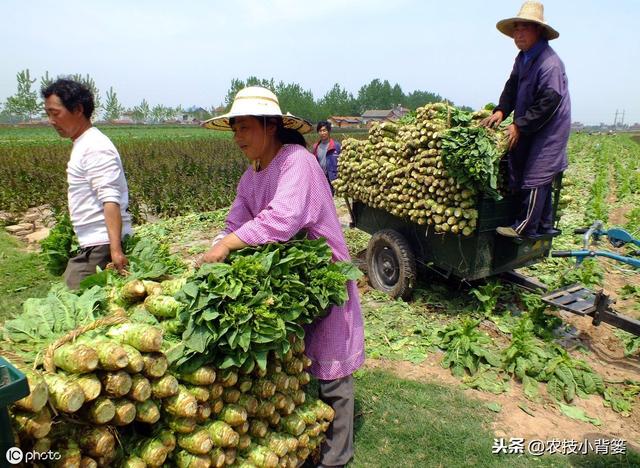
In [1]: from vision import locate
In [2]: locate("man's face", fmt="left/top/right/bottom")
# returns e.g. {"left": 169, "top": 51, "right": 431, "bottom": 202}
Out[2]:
{"left": 513, "top": 21, "right": 542, "bottom": 51}
{"left": 44, "top": 94, "right": 85, "bottom": 139}
{"left": 318, "top": 126, "right": 330, "bottom": 142}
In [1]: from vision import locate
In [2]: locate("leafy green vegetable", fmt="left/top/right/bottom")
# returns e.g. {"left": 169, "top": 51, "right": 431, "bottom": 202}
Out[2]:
{"left": 486, "top": 402, "right": 502, "bottom": 413}
{"left": 123, "top": 235, "right": 186, "bottom": 280}
{"left": 440, "top": 108, "right": 508, "bottom": 200}
{"left": 40, "top": 212, "right": 78, "bottom": 275}
{"left": 462, "top": 366, "right": 510, "bottom": 394}
{"left": 558, "top": 402, "right": 602, "bottom": 426}
{"left": 173, "top": 236, "right": 361, "bottom": 370}
{"left": 0, "top": 284, "right": 106, "bottom": 361}
{"left": 501, "top": 316, "right": 605, "bottom": 403}
{"left": 437, "top": 317, "right": 501, "bottom": 377}
{"left": 603, "top": 381, "right": 640, "bottom": 416}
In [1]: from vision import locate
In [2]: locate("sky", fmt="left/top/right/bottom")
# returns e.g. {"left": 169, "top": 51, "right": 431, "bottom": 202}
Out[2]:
{"left": 1, "top": 0, "right": 639, "bottom": 125}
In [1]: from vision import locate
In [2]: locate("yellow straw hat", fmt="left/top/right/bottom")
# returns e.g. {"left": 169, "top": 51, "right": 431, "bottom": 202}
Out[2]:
{"left": 202, "top": 86, "right": 313, "bottom": 134}
{"left": 496, "top": 1, "right": 559, "bottom": 40}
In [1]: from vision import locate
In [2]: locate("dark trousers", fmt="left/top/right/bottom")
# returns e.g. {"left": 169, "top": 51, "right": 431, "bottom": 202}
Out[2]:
{"left": 512, "top": 183, "right": 553, "bottom": 236}
{"left": 63, "top": 244, "right": 111, "bottom": 289}
{"left": 318, "top": 375, "right": 354, "bottom": 467}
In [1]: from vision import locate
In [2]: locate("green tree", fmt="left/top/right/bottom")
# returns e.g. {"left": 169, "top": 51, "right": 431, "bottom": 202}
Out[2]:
{"left": 103, "top": 87, "right": 124, "bottom": 121}
{"left": 274, "top": 81, "right": 318, "bottom": 121}
{"left": 317, "top": 83, "right": 359, "bottom": 118}
{"left": 357, "top": 79, "right": 397, "bottom": 113}
{"left": 39, "top": 71, "right": 53, "bottom": 93}
{"left": 4, "top": 69, "right": 40, "bottom": 121}
{"left": 391, "top": 83, "right": 404, "bottom": 107}
{"left": 404, "top": 90, "right": 443, "bottom": 110}
{"left": 132, "top": 99, "right": 150, "bottom": 123}
{"left": 149, "top": 104, "right": 175, "bottom": 123}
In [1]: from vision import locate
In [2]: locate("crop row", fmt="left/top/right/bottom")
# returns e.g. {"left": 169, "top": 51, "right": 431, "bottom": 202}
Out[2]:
{"left": 0, "top": 136, "right": 248, "bottom": 221}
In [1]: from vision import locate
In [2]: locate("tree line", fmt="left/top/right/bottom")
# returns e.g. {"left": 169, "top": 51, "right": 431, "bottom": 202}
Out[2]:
{"left": 0, "top": 69, "right": 471, "bottom": 124}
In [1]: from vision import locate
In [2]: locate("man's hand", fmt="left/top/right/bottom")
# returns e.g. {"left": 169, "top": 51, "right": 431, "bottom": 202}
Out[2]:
{"left": 507, "top": 123, "right": 520, "bottom": 150}
{"left": 110, "top": 247, "right": 128, "bottom": 274}
{"left": 480, "top": 110, "right": 504, "bottom": 129}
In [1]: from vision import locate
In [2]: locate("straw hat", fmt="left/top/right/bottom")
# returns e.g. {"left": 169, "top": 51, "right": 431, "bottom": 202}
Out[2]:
{"left": 202, "top": 86, "right": 313, "bottom": 134}
{"left": 496, "top": 1, "right": 559, "bottom": 40}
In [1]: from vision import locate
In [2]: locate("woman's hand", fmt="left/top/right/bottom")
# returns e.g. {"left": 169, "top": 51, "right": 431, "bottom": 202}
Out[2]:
{"left": 199, "top": 242, "right": 231, "bottom": 265}
{"left": 194, "top": 233, "right": 248, "bottom": 267}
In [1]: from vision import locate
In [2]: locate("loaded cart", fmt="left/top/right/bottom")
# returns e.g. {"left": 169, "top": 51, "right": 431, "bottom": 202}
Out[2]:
{"left": 346, "top": 176, "right": 563, "bottom": 299}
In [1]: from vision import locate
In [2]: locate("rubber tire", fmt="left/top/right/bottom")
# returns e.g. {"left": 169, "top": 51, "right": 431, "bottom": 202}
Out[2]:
{"left": 366, "top": 229, "right": 417, "bottom": 299}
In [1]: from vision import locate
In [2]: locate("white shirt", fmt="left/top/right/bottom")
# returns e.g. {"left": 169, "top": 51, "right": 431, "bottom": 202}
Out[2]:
{"left": 67, "top": 127, "right": 133, "bottom": 247}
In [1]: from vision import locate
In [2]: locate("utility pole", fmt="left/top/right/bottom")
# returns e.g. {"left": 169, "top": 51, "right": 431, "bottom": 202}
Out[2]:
{"left": 613, "top": 109, "right": 619, "bottom": 127}
{"left": 621, "top": 109, "right": 625, "bottom": 127}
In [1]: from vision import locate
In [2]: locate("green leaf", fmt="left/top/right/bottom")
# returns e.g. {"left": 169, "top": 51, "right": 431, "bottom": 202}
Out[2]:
{"left": 547, "top": 377, "right": 565, "bottom": 402}
{"left": 253, "top": 350, "right": 268, "bottom": 370}
{"left": 183, "top": 322, "right": 211, "bottom": 353}
{"left": 486, "top": 402, "right": 502, "bottom": 413}
{"left": 518, "top": 403, "right": 536, "bottom": 417}
{"left": 522, "top": 375, "right": 539, "bottom": 401}
{"left": 558, "top": 402, "right": 602, "bottom": 426}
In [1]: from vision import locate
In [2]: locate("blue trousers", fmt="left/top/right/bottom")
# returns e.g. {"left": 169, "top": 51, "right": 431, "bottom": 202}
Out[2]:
{"left": 512, "top": 182, "right": 554, "bottom": 236}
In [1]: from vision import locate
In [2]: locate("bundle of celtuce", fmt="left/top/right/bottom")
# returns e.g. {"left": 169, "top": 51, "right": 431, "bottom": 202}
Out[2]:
{"left": 1, "top": 235, "right": 356, "bottom": 467}
{"left": 334, "top": 103, "right": 509, "bottom": 236}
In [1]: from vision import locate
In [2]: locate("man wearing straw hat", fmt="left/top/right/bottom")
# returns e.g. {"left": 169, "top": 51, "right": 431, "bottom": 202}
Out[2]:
{"left": 482, "top": 1, "right": 571, "bottom": 239}
{"left": 199, "top": 86, "right": 365, "bottom": 468}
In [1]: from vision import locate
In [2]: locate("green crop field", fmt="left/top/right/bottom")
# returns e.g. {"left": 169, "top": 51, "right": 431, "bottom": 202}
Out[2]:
{"left": 1, "top": 126, "right": 640, "bottom": 466}
{"left": 0, "top": 124, "right": 229, "bottom": 144}
{"left": 0, "top": 125, "right": 246, "bottom": 219}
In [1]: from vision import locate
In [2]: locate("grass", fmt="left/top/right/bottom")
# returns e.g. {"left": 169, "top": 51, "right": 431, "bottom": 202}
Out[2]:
{"left": 0, "top": 231, "right": 57, "bottom": 323}
{"left": 341, "top": 369, "right": 640, "bottom": 467}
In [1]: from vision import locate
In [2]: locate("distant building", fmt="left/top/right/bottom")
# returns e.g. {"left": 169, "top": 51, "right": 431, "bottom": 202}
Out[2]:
{"left": 182, "top": 106, "right": 209, "bottom": 123}
{"left": 571, "top": 121, "right": 585, "bottom": 132}
{"left": 110, "top": 117, "right": 135, "bottom": 124}
{"left": 328, "top": 116, "right": 362, "bottom": 128}
{"left": 361, "top": 105, "right": 409, "bottom": 125}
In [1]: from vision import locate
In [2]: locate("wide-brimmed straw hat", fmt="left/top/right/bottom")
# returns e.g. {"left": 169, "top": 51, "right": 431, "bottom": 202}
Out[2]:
{"left": 202, "top": 86, "right": 313, "bottom": 134}
{"left": 496, "top": 1, "right": 559, "bottom": 40}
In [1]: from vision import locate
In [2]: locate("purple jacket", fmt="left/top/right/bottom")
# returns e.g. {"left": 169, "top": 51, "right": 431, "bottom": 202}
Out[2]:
{"left": 496, "top": 42, "right": 571, "bottom": 189}
{"left": 312, "top": 138, "right": 341, "bottom": 181}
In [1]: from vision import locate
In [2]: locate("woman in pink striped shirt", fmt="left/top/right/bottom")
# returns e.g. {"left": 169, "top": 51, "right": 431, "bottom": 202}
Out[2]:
{"left": 201, "top": 87, "right": 365, "bottom": 468}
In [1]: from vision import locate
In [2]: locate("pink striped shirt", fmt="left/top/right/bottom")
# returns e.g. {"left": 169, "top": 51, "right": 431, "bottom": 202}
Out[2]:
{"left": 225, "top": 144, "right": 365, "bottom": 380}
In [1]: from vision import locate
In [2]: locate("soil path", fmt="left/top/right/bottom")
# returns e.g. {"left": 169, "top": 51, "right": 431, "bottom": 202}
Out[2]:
{"left": 365, "top": 356, "right": 640, "bottom": 451}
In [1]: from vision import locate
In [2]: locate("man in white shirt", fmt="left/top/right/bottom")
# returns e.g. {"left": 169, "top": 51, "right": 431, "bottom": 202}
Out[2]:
{"left": 42, "top": 78, "right": 132, "bottom": 289}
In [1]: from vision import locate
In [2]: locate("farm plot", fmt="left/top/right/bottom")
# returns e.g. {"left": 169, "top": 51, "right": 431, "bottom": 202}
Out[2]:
{"left": 1, "top": 128, "right": 639, "bottom": 466}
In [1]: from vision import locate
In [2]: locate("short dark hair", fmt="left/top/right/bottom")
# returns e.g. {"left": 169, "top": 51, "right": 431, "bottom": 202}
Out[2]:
{"left": 41, "top": 78, "right": 95, "bottom": 119}
{"left": 316, "top": 121, "right": 331, "bottom": 132}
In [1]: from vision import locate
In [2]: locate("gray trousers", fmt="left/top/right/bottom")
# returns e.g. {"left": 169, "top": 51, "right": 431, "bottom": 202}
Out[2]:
{"left": 63, "top": 244, "right": 111, "bottom": 289}
{"left": 318, "top": 374, "right": 354, "bottom": 467}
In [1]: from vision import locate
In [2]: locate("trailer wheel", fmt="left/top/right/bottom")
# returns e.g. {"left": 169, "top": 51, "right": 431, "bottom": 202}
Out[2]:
{"left": 366, "top": 229, "right": 416, "bottom": 299}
